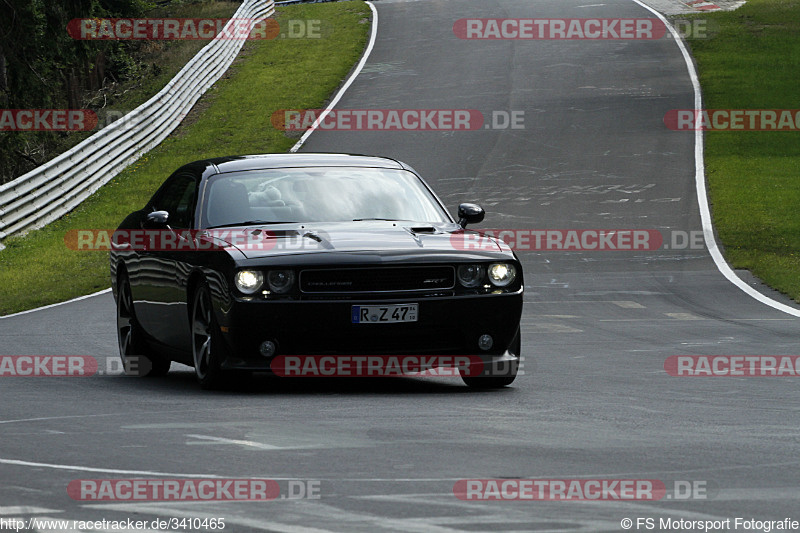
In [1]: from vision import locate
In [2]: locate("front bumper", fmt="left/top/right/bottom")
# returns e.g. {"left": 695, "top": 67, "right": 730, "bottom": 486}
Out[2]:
{"left": 216, "top": 291, "right": 522, "bottom": 373}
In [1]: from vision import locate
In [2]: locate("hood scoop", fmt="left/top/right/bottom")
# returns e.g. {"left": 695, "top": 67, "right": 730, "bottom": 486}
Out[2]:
{"left": 249, "top": 229, "right": 300, "bottom": 237}
{"left": 303, "top": 231, "right": 322, "bottom": 242}
{"left": 405, "top": 226, "right": 438, "bottom": 235}
{"left": 403, "top": 225, "right": 439, "bottom": 247}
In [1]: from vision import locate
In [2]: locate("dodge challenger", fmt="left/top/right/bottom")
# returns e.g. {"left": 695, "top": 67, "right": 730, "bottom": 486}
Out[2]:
{"left": 110, "top": 153, "right": 523, "bottom": 389}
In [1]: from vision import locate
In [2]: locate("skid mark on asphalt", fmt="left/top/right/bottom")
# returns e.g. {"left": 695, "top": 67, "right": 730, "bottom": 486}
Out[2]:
{"left": 664, "top": 312, "right": 703, "bottom": 320}
{"left": 83, "top": 503, "right": 337, "bottom": 533}
{"left": 85, "top": 501, "right": 444, "bottom": 533}
{"left": 523, "top": 321, "right": 583, "bottom": 333}
{"left": 83, "top": 499, "right": 614, "bottom": 532}
{"left": 6, "top": 481, "right": 800, "bottom": 532}
{"left": 528, "top": 299, "right": 795, "bottom": 324}
{"left": 612, "top": 301, "right": 645, "bottom": 308}
{"left": 185, "top": 434, "right": 283, "bottom": 450}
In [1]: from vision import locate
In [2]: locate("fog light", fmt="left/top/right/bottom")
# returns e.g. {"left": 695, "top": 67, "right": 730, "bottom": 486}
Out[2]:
{"left": 478, "top": 334, "right": 493, "bottom": 351}
{"left": 259, "top": 341, "right": 276, "bottom": 358}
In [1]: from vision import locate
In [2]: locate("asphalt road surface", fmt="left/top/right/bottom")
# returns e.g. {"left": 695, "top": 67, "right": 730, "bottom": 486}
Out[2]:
{"left": 2, "top": 0, "right": 799, "bottom": 531}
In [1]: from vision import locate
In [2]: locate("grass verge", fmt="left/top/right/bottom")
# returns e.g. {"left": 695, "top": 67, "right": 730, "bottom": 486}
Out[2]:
{"left": 685, "top": 0, "right": 800, "bottom": 300}
{"left": 0, "top": 1, "right": 371, "bottom": 315}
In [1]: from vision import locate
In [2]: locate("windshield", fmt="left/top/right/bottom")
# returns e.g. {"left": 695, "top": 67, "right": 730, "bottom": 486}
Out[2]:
{"left": 201, "top": 167, "right": 450, "bottom": 228}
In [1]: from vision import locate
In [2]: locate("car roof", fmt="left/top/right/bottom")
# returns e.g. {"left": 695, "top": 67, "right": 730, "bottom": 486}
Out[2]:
{"left": 192, "top": 153, "right": 408, "bottom": 175}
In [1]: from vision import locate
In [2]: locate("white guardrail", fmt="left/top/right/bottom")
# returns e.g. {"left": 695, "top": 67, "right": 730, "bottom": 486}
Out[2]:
{"left": 0, "top": 0, "right": 275, "bottom": 248}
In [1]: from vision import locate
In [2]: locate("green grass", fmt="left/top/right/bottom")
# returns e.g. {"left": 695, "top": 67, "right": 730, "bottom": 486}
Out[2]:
{"left": 0, "top": 1, "right": 371, "bottom": 315}
{"left": 685, "top": 0, "right": 800, "bottom": 300}
{"left": 92, "top": 1, "right": 246, "bottom": 128}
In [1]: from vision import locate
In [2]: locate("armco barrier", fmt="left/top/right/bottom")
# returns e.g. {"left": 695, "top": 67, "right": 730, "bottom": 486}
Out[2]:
{"left": 0, "top": 0, "right": 275, "bottom": 249}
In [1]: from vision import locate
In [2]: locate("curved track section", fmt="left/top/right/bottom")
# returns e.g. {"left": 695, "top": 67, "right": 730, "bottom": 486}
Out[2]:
{"left": 1, "top": 0, "right": 799, "bottom": 530}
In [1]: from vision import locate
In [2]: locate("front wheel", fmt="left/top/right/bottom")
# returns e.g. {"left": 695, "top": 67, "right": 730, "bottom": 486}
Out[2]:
{"left": 191, "top": 283, "right": 229, "bottom": 389}
{"left": 116, "top": 274, "right": 171, "bottom": 377}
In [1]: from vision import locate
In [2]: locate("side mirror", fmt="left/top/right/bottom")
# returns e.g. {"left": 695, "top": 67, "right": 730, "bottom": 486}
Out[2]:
{"left": 457, "top": 203, "right": 485, "bottom": 228}
{"left": 143, "top": 210, "right": 170, "bottom": 229}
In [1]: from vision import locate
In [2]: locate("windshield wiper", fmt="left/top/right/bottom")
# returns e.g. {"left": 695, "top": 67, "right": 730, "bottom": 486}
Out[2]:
{"left": 206, "top": 221, "right": 297, "bottom": 228}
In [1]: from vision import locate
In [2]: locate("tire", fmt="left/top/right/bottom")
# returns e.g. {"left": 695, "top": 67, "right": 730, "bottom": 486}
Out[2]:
{"left": 191, "top": 282, "right": 229, "bottom": 389}
{"left": 116, "top": 274, "right": 171, "bottom": 377}
{"left": 461, "top": 329, "right": 520, "bottom": 389}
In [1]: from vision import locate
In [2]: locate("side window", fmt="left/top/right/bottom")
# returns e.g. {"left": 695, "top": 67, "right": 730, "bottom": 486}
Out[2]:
{"left": 151, "top": 173, "right": 198, "bottom": 229}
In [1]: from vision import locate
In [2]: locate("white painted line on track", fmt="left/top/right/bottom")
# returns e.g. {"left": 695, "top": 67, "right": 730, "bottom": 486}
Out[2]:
{"left": 0, "top": 458, "right": 222, "bottom": 478}
{"left": 0, "top": 457, "right": 468, "bottom": 482}
{"left": 6, "top": 456, "right": 800, "bottom": 485}
{"left": 290, "top": 2, "right": 378, "bottom": 153}
{"left": 631, "top": 0, "right": 800, "bottom": 319}
{"left": 0, "top": 507, "right": 61, "bottom": 515}
{"left": 0, "top": 289, "right": 111, "bottom": 320}
{"left": 0, "top": 457, "right": 474, "bottom": 481}
{"left": 0, "top": 413, "right": 130, "bottom": 425}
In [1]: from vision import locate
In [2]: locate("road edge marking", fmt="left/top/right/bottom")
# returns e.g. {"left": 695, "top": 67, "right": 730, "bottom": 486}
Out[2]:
{"left": 631, "top": 0, "right": 800, "bottom": 318}
{"left": 0, "top": 288, "right": 111, "bottom": 320}
{"left": 289, "top": 1, "right": 379, "bottom": 152}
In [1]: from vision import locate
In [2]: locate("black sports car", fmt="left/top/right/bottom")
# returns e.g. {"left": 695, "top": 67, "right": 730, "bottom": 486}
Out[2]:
{"left": 110, "top": 153, "right": 523, "bottom": 389}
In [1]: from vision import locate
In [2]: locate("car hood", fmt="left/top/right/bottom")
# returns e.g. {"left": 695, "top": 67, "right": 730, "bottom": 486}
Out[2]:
{"left": 205, "top": 221, "right": 508, "bottom": 259}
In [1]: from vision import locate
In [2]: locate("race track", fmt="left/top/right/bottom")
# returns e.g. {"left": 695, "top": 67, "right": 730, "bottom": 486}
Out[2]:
{"left": 2, "top": 0, "right": 799, "bottom": 531}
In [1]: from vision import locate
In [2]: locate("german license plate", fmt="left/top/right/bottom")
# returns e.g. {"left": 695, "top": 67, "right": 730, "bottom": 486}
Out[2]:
{"left": 352, "top": 304, "right": 418, "bottom": 324}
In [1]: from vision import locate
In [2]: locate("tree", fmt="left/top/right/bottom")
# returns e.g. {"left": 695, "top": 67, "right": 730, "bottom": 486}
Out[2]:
{"left": 0, "top": 0, "right": 151, "bottom": 182}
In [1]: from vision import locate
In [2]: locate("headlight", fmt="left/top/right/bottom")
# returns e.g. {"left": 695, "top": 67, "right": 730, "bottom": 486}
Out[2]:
{"left": 235, "top": 270, "right": 264, "bottom": 294}
{"left": 267, "top": 270, "right": 295, "bottom": 294}
{"left": 488, "top": 263, "right": 516, "bottom": 287}
{"left": 457, "top": 264, "right": 485, "bottom": 288}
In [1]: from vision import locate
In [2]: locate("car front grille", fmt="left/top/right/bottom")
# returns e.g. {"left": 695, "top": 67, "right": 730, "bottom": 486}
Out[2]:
{"left": 299, "top": 266, "right": 455, "bottom": 293}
